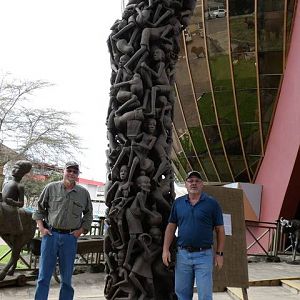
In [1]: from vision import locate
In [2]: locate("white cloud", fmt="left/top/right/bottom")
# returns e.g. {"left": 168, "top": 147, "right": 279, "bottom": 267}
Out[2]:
{"left": 0, "top": 0, "right": 123, "bottom": 181}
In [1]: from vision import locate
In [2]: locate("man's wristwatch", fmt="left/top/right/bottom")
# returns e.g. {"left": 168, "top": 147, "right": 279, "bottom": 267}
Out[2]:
{"left": 216, "top": 251, "right": 224, "bottom": 256}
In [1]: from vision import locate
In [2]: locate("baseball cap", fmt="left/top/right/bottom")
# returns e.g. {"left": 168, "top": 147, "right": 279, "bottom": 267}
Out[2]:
{"left": 186, "top": 170, "right": 202, "bottom": 181}
{"left": 65, "top": 161, "right": 79, "bottom": 170}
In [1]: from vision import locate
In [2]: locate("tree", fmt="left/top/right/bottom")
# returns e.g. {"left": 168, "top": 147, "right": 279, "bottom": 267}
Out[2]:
{"left": 0, "top": 73, "right": 81, "bottom": 167}
{"left": 22, "top": 171, "right": 63, "bottom": 208}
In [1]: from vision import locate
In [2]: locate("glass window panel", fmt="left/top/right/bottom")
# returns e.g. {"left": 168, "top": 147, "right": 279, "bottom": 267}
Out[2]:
{"left": 258, "top": 51, "right": 283, "bottom": 74}
{"left": 189, "top": 126, "right": 218, "bottom": 181}
{"left": 197, "top": 93, "right": 217, "bottom": 126}
{"left": 219, "top": 124, "right": 243, "bottom": 156}
{"left": 177, "top": 151, "right": 191, "bottom": 171}
{"left": 230, "top": 4, "right": 256, "bottom": 89}
{"left": 228, "top": 0, "right": 254, "bottom": 15}
{"left": 232, "top": 53, "right": 256, "bottom": 89}
{"left": 200, "top": 157, "right": 219, "bottom": 182}
{"left": 219, "top": 123, "right": 247, "bottom": 179}
{"left": 172, "top": 132, "right": 185, "bottom": 154}
{"left": 262, "top": 122, "right": 271, "bottom": 141}
{"left": 205, "top": 0, "right": 231, "bottom": 91}
{"left": 209, "top": 54, "right": 232, "bottom": 91}
{"left": 186, "top": 1, "right": 211, "bottom": 100}
{"left": 202, "top": 125, "right": 233, "bottom": 181}
{"left": 211, "top": 155, "right": 233, "bottom": 182}
{"left": 260, "top": 88, "right": 278, "bottom": 140}
{"left": 175, "top": 37, "right": 201, "bottom": 129}
{"left": 240, "top": 123, "right": 261, "bottom": 156}
{"left": 260, "top": 74, "right": 281, "bottom": 88}
{"left": 214, "top": 91, "right": 236, "bottom": 125}
{"left": 189, "top": 126, "right": 206, "bottom": 154}
{"left": 286, "top": 0, "right": 296, "bottom": 54}
{"left": 230, "top": 156, "right": 248, "bottom": 181}
{"left": 171, "top": 151, "right": 188, "bottom": 180}
{"left": 257, "top": 0, "right": 284, "bottom": 52}
{"left": 229, "top": 0, "right": 255, "bottom": 89}
{"left": 203, "top": 125, "right": 221, "bottom": 147}
{"left": 236, "top": 90, "right": 259, "bottom": 123}
{"left": 260, "top": 88, "right": 277, "bottom": 123}
{"left": 173, "top": 96, "right": 187, "bottom": 136}
{"left": 235, "top": 169, "right": 250, "bottom": 182}
{"left": 249, "top": 157, "right": 260, "bottom": 176}
{"left": 179, "top": 133, "right": 195, "bottom": 158}
{"left": 186, "top": 155, "right": 205, "bottom": 178}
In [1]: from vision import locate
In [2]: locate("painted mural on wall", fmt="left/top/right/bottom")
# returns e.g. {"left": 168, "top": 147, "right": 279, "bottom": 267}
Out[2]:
{"left": 105, "top": 1, "right": 196, "bottom": 299}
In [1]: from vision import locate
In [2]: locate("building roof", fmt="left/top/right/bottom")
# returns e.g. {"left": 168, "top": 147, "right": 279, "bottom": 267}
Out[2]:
{"left": 78, "top": 177, "right": 104, "bottom": 187}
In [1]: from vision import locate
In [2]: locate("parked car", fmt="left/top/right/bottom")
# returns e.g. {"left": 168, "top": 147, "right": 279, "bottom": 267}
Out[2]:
{"left": 211, "top": 8, "right": 226, "bottom": 18}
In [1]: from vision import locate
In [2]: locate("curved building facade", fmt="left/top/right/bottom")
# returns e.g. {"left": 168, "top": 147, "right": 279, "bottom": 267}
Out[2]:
{"left": 171, "top": 0, "right": 299, "bottom": 222}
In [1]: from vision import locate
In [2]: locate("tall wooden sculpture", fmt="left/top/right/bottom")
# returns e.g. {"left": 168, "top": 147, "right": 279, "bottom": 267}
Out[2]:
{"left": 105, "top": 1, "right": 196, "bottom": 299}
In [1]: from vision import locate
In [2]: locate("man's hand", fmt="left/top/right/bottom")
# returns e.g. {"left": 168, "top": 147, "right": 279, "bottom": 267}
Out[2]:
{"left": 214, "top": 255, "right": 224, "bottom": 270}
{"left": 40, "top": 227, "right": 52, "bottom": 237}
{"left": 71, "top": 228, "right": 84, "bottom": 238}
{"left": 162, "top": 249, "right": 171, "bottom": 267}
{"left": 36, "top": 220, "right": 52, "bottom": 237}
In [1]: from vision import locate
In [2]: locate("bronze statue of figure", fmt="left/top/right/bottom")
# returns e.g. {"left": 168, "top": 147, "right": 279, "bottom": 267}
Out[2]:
{"left": 105, "top": 1, "right": 196, "bottom": 298}
{"left": 0, "top": 160, "right": 36, "bottom": 281}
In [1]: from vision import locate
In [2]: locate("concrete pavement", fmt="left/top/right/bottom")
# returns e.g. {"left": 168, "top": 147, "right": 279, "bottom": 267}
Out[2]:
{"left": 0, "top": 258, "right": 299, "bottom": 299}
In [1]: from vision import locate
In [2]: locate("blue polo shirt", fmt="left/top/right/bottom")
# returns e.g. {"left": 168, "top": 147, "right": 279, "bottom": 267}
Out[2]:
{"left": 169, "top": 192, "right": 224, "bottom": 247}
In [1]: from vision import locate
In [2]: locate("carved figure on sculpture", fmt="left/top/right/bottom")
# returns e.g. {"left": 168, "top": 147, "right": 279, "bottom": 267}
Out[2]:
{"left": 113, "top": 73, "right": 143, "bottom": 116}
{"left": 128, "top": 232, "right": 162, "bottom": 299}
{"left": 106, "top": 165, "right": 131, "bottom": 206}
{"left": 124, "top": 18, "right": 181, "bottom": 72}
{"left": 141, "top": 47, "right": 172, "bottom": 116}
{"left": 123, "top": 176, "right": 161, "bottom": 270}
{"left": 108, "top": 250, "right": 138, "bottom": 300}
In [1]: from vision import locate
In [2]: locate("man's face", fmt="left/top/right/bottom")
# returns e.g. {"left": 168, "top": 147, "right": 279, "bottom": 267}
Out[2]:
{"left": 185, "top": 176, "right": 203, "bottom": 195}
{"left": 63, "top": 167, "right": 79, "bottom": 184}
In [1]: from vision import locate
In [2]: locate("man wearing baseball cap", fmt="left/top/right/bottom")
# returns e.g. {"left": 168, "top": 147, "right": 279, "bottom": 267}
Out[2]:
{"left": 162, "top": 170, "right": 225, "bottom": 300}
{"left": 33, "top": 161, "right": 93, "bottom": 300}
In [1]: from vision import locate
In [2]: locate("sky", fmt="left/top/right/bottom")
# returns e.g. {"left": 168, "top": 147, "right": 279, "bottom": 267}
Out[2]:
{"left": 0, "top": 0, "right": 124, "bottom": 182}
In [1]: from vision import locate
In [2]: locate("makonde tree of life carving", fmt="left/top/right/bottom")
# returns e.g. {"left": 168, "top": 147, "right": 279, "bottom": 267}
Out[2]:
{"left": 105, "top": 1, "right": 196, "bottom": 299}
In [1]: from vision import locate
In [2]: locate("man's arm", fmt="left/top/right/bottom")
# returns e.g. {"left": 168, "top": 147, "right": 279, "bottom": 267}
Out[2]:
{"left": 80, "top": 191, "right": 93, "bottom": 234}
{"left": 214, "top": 225, "right": 225, "bottom": 269}
{"left": 162, "top": 222, "right": 177, "bottom": 266}
{"left": 32, "top": 185, "right": 52, "bottom": 236}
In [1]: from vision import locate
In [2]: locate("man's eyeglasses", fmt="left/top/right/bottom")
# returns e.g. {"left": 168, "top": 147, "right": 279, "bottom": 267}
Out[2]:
{"left": 186, "top": 179, "right": 202, "bottom": 184}
{"left": 66, "top": 169, "right": 79, "bottom": 175}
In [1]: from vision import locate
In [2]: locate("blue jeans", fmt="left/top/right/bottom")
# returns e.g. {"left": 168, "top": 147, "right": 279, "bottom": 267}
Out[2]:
{"left": 175, "top": 248, "right": 213, "bottom": 300}
{"left": 35, "top": 232, "right": 78, "bottom": 300}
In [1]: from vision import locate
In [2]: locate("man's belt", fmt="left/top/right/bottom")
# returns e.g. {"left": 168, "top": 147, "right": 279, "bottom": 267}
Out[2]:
{"left": 51, "top": 227, "right": 76, "bottom": 234}
{"left": 179, "top": 245, "right": 212, "bottom": 252}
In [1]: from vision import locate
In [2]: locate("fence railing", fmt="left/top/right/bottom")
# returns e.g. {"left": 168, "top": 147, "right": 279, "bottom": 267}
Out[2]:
{"left": 0, "top": 217, "right": 105, "bottom": 272}
{"left": 246, "top": 219, "right": 298, "bottom": 259}
{"left": 2, "top": 218, "right": 297, "bottom": 271}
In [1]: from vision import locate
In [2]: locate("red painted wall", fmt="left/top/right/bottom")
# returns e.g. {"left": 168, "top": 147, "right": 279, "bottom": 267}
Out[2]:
{"left": 255, "top": 4, "right": 300, "bottom": 223}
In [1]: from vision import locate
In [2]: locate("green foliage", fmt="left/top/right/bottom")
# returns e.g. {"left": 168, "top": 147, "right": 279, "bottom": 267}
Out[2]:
{"left": 230, "top": 16, "right": 255, "bottom": 45}
{"left": 0, "top": 245, "right": 26, "bottom": 268}
{"left": 22, "top": 171, "right": 63, "bottom": 208}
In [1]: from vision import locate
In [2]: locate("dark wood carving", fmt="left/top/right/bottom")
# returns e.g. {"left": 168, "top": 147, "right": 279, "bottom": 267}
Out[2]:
{"left": 105, "top": 1, "right": 196, "bottom": 299}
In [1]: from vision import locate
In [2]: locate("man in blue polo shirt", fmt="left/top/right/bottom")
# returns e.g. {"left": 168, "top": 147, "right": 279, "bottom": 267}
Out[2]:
{"left": 162, "top": 170, "right": 225, "bottom": 300}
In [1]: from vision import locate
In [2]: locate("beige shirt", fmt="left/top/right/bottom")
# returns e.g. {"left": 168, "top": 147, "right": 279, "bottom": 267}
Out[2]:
{"left": 32, "top": 181, "right": 93, "bottom": 231}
